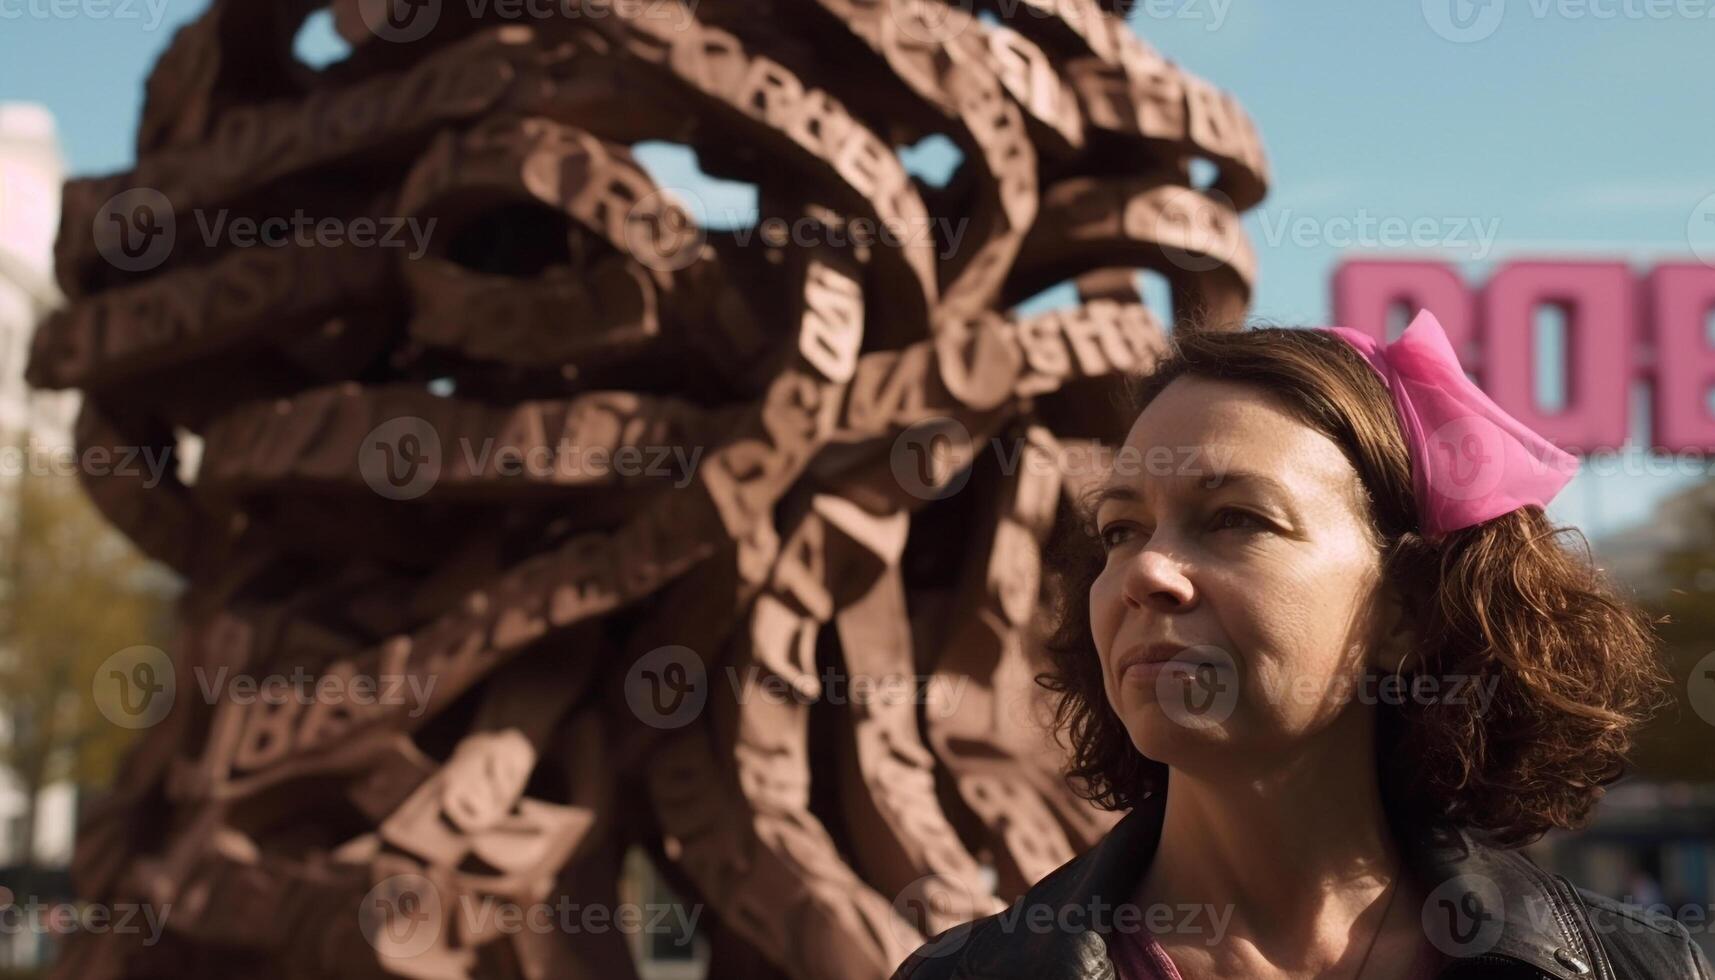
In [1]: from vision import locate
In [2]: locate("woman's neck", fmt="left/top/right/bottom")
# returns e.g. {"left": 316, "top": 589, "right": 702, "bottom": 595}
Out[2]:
{"left": 1135, "top": 714, "right": 1412, "bottom": 965}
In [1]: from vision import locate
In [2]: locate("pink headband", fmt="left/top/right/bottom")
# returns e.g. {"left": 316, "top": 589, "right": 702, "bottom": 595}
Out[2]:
{"left": 1315, "top": 310, "right": 1580, "bottom": 538}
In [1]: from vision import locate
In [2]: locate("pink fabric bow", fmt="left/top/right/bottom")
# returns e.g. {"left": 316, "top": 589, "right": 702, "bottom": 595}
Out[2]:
{"left": 1316, "top": 310, "right": 1581, "bottom": 538}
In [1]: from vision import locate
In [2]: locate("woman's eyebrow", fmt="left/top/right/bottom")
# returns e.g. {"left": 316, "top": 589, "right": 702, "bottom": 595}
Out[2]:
{"left": 1091, "top": 483, "right": 1141, "bottom": 513}
{"left": 1199, "top": 470, "right": 1292, "bottom": 497}
{"left": 1091, "top": 470, "right": 1293, "bottom": 513}
{"left": 1083, "top": 466, "right": 1296, "bottom": 521}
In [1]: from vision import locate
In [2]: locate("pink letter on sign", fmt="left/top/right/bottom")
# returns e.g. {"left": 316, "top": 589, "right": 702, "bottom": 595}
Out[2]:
{"left": 1332, "top": 260, "right": 1476, "bottom": 362}
{"left": 1482, "top": 261, "right": 1633, "bottom": 454}
{"left": 1647, "top": 264, "right": 1715, "bottom": 453}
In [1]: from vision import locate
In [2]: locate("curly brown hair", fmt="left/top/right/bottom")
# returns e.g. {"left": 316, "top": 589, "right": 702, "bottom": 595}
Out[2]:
{"left": 1038, "top": 323, "right": 1673, "bottom": 847}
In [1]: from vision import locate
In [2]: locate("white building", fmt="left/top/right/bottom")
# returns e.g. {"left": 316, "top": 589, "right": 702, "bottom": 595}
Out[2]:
{"left": 0, "top": 101, "right": 80, "bottom": 970}
{"left": 0, "top": 102, "right": 74, "bottom": 439}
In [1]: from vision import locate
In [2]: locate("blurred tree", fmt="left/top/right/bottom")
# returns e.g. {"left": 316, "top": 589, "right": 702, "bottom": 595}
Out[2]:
{"left": 1630, "top": 479, "right": 1715, "bottom": 783}
{"left": 0, "top": 423, "right": 176, "bottom": 874}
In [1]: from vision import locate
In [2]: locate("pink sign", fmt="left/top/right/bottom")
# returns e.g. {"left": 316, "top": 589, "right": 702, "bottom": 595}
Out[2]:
{"left": 1333, "top": 259, "right": 1715, "bottom": 454}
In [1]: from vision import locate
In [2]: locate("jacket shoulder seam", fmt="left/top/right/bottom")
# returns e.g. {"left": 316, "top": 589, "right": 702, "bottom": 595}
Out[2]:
{"left": 1575, "top": 887, "right": 1695, "bottom": 939}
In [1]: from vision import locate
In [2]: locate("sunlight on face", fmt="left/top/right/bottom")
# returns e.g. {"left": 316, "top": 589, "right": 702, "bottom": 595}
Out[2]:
{"left": 1089, "top": 375, "right": 1393, "bottom": 774}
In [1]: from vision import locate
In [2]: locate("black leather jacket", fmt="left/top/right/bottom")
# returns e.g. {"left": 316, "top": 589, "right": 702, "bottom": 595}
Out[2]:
{"left": 891, "top": 791, "right": 1713, "bottom": 980}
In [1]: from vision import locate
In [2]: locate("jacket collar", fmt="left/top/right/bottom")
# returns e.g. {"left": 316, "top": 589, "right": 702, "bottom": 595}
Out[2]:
{"left": 946, "top": 788, "right": 1608, "bottom": 979}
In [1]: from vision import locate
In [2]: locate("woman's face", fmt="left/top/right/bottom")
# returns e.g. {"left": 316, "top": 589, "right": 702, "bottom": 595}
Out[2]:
{"left": 1089, "top": 375, "right": 1405, "bottom": 774}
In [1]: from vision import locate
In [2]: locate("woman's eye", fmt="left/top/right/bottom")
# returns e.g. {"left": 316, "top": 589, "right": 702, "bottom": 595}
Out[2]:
{"left": 1212, "top": 508, "right": 1266, "bottom": 532}
{"left": 1098, "top": 524, "right": 1137, "bottom": 551}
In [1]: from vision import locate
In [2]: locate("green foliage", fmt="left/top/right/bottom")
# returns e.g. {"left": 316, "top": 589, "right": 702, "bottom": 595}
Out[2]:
{"left": 0, "top": 453, "right": 178, "bottom": 856}
{"left": 1630, "top": 482, "right": 1715, "bottom": 782}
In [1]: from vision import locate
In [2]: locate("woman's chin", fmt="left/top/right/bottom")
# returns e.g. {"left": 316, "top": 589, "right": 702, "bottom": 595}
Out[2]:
{"left": 1122, "top": 706, "right": 1241, "bottom": 765}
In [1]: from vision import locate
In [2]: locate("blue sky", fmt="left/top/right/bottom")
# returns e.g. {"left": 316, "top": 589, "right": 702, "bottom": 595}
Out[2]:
{"left": 3, "top": 0, "right": 1711, "bottom": 539}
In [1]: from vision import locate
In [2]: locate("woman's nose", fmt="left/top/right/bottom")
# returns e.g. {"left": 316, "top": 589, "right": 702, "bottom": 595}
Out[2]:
{"left": 1121, "top": 545, "right": 1196, "bottom": 611}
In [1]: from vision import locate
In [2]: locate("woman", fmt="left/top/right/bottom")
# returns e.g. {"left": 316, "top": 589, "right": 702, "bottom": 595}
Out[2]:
{"left": 892, "top": 312, "right": 1711, "bottom": 979}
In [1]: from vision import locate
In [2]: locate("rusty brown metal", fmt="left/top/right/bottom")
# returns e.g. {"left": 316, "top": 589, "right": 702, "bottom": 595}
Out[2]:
{"left": 37, "top": 2, "right": 1265, "bottom": 976}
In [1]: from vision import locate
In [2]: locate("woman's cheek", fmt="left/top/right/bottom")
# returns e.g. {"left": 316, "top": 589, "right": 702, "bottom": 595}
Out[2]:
{"left": 1089, "top": 564, "right": 1125, "bottom": 658}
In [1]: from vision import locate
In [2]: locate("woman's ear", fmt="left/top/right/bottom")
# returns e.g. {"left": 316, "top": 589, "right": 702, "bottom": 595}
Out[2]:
{"left": 1370, "top": 583, "right": 1421, "bottom": 675}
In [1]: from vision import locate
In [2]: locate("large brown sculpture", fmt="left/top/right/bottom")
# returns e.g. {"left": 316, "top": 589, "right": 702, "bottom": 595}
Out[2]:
{"left": 30, "top": 1, "right": 1267, "bottom": 976}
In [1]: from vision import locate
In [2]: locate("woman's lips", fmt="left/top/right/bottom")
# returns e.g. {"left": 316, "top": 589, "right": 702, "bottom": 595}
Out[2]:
{"left": 1116, "top": 643, "right": 1225, "bottom": 685}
